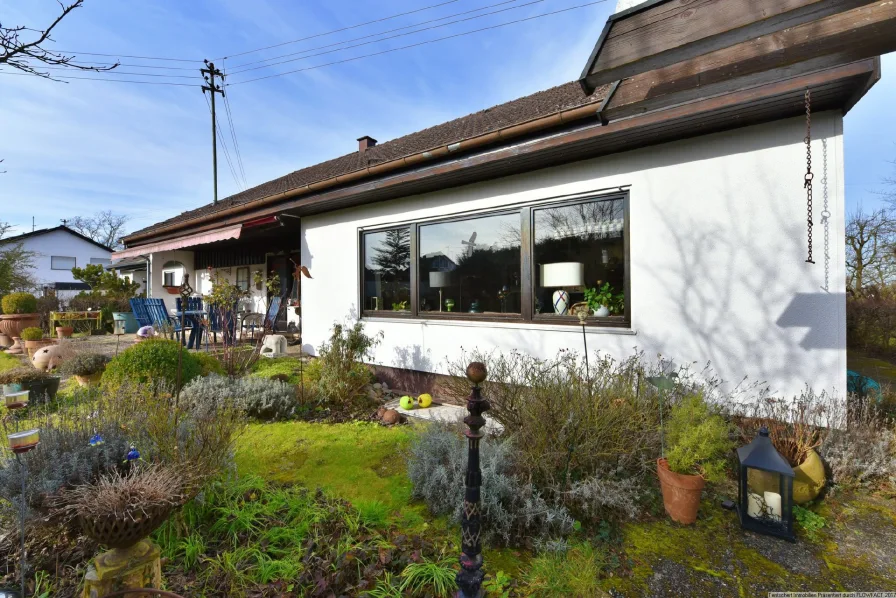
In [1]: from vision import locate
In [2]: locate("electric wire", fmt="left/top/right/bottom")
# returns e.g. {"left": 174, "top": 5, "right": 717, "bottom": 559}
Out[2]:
{"left": 203, "top": 92, "right": 243, "bottom": 192}
{"left": 34, "top": 65, "right": 198, "bottom": 78}
{"left": 0, "top": 70, "right": 198, "bottom": 86}
{"left": 43, "top": 49, "right": 201, "bottom": 62}
{"left": 217, "top": 0, "right": 464, "bottom": 60}
{"left": 229, "top": 0, "right": 525, "bottom": 70}
{"left": 220, "top": 82, "right": 249, "bottom": 188}
{"left": 228, "top": 0, "right": 608, "bottom": 85}
{"left": 227, "top": 0, "right": 544, "bottom": 75}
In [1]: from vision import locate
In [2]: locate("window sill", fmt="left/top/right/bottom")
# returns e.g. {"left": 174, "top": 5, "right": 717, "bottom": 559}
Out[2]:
{"left": 361, "top": 315, "right": 636, "bottom": 335}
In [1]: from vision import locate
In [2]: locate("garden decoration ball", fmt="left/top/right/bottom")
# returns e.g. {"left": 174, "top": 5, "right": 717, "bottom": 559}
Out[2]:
{"left": 417, "top": 393, "right": 433, "bottom": 408}
{"left": 400, "top": 395, "right": 415, "bottom": 410}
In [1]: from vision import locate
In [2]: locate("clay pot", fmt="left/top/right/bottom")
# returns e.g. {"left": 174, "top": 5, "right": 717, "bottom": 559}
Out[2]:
{"left": 24, "top": 339, "right": 54, "bottom": 359}
{"left": 0, "top": 313, "right": 40, "bottom": 339}
{"left": 56, "top": 326, "right": 74, "bottom": 339}
{"left": 4, "top": 337, "right": 24, "bottom": 355}
{"left": 657, "top": 458, "right": 705, "bottom": 525}
{"left": 746, "top": 449, "right": 826, "bottom": 505}
{"left": 0, "top": 333, "right": 11, "bottom": 347}
{"left": 74, "top": 373, "right": 103, "bottom": 388}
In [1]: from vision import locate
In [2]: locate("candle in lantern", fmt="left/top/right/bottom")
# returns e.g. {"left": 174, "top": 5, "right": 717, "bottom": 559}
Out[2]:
{"left": 763, "top": 491, "right": 782, "bottom": 521}
{"left": 747, "top": 491, "right": 764, "bottom": 518}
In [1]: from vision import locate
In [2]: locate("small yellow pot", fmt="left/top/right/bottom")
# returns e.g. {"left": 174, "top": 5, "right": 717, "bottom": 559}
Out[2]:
{"left": 792, "top": 449, "right": 825, "bottom": 504}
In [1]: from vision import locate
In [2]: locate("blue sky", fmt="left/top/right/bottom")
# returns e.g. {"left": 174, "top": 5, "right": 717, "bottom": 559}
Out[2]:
{"left": 1, "top": 0, "right": 893, "bottom": 237}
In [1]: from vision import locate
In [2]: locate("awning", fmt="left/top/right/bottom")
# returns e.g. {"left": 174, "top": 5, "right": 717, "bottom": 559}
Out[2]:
{"left": 111, "top": 224, "right": 242, "bottom": 262}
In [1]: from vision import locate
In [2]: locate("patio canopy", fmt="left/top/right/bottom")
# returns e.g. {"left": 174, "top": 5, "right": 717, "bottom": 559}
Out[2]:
{"left": 111, "top": 223, "right": 242, "bottom": 262}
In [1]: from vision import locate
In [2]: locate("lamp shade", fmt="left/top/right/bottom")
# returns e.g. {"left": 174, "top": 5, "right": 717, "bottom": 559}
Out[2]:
{"left": 541, "top": 262, "right": 584, "bottom": 287}
{"left": 429, "top": 271, "right": 452, "bottom": 287}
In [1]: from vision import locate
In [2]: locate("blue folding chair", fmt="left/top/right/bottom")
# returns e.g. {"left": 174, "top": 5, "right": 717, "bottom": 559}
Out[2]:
{"left": 206, "top": 302, "right": 237, "bottom": 348}
{"left": 265, "top": 296, "right": 283, "bottom": 332}
{"left": 145, "top": 298, "right": 187, "bottom": 342}
{"left": 130, "top": 298, "right": 152, "bottom": 328}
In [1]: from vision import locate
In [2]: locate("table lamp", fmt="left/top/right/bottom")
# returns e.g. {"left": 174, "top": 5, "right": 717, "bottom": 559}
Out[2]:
{"left": 541, "top": 262, "right": 584, "bottom": 315}
{"left": 429, "top": 271, "right": 452, "bottom": 312}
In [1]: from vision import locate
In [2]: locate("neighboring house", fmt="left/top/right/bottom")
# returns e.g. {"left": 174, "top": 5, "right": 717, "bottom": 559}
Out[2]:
{"left": 107, "top": 257, "right": 148, "bottom": 295}
{"left": 1, "top": 225, "right": 113, "bottom": 303}
{"left": 115, "top": 0, "right": 896, "bottom": 400}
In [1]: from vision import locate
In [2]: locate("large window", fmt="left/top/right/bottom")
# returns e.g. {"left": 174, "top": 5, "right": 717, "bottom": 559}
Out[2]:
{"left": 90, "top": 257, "right": 112, "bottom": 266}
{"left": 359, "top": 192, "right": 629, "bottom": 326}
{"left": 51, "top": 256, "right": 76, "bottom": 270}
{"left": 236, "top": 267, "right": 250, "bottom": 291}
{"left": 362, "top": 227, "right": 411, "bottom": 312}
{"left": 418, "top": 213, "right": 521, "bottom": 315}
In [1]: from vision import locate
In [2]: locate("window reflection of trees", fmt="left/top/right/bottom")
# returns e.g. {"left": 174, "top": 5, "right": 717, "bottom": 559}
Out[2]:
{"left": 364, "top": 228, "right": 411, "bottom": 311}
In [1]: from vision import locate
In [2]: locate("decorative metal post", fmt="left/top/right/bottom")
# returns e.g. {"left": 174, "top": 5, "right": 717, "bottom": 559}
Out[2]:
{"left": 457, "top": 362, "right": 489, "bottom": 598}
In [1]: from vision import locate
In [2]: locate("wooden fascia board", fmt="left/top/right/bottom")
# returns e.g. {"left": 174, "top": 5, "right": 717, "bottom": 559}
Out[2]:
{"left": 127, "top": 60, "right": 874, "bottom": 248}
{"left": 580, "top": 0, "right": 875, "bottom": 91}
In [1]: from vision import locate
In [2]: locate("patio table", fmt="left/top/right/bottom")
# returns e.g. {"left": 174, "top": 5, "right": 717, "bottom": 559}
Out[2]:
{"left": 173, "top": 310, "right": 206, "bottom": 350}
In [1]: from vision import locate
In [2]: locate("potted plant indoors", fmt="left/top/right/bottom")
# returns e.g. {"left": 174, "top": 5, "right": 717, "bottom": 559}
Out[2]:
{"left": 0, "top": 292, "right": 40, "bottom": 353}
{"left": 657, "top": 393, "right": 733, "bottom": 524}
{"left": 0, "top": 366, "right": 62, "bottom": 404}
{"left": 20, "top": 326, "right": 55, "bottom": 358}
{"left": 584, "top": 282, "right": 624, "bottom": 317}
{"left": 60, "top": 352, "right": 111, "bottom": 387}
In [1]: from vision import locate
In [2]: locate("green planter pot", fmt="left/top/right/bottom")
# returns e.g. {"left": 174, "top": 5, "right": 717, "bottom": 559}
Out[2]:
{"left": 21, "top": 377, "right": 61, "bottom": 404}
{"left": 112, "top": 312, "right": 139, "bottom": 334}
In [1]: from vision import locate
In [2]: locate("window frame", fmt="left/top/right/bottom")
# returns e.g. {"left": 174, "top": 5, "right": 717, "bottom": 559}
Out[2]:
{"left": 50, "top": 256, "right": 76, "bottom": 270}
{"left": 89, "top": 257, "right": 112, "bottom": 266}
{"left": 162, "top": 271, "right": 176, "bottom": 287}
{"left": 358, "top": 190, "right": 630, "bottom": 328}
{"left": 236, "top": 267, "right": 250, "bottom": 292}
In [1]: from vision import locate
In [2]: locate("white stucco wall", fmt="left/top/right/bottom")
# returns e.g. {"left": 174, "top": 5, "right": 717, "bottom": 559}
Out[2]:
{"left": 16, "top": 229, "right": 111, "bottom": 290}
{"left": 301, "top": 113, "right": 846, "bottom": 400}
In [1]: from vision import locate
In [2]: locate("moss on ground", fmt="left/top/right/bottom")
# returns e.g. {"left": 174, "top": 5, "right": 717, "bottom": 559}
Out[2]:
{"left": 0, "top": 352, "right": 20, "bottom": 373}
{"left": 250, "top": 356, "right": 308, "bottom": 385}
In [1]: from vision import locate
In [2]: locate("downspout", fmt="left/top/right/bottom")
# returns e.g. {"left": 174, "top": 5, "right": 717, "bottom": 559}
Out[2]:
{"left": 122, "top": 100, "right": 607, "bottom": 246}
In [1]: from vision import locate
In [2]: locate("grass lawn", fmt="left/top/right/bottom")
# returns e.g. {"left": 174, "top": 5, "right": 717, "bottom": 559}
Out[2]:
{"left": 847, "top": 351, "right": 896, "bottom": 386}
{"left": 0, "top": 353, "right": 20, "bottom": 373}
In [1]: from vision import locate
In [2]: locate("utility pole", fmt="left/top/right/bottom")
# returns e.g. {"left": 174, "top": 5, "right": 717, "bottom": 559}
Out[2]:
{"left": 201, "top": 60, "right": 225, "bottom": 204}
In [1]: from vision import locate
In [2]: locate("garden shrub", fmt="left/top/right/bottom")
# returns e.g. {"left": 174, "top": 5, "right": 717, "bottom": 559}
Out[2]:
{"left": 819, "top": 397, "right": 896, "bottom": 490}
{"left": 20, "top": 326, "right": 43, "bottom": 341}
{"left": 193, "top": 350, "right": 226, "bottom": 377}
{"left": 1, "top": 291, "right": 37, "bottom": 314}
{"left": 102, "top": 338, "right": 201, "bottom": 391}
{"left": 35, "top": 294, "right": 59, "bottom": 333}
{"left": 315, "top": 320, "right": 380, "bottom": 411}
{"left": 0, "top": 365, "right": 53, "bottom": 385}
{"left": 407, "top": 423, "right": 574, "bottom": 545}
{"left": 665, "top": 393, "right": 733, "bottom": 482}
{"left": 181, "top": 373, "right": 297, "bottom": 420}
{"left": 58, "top": 352, "right": 110, "bottom": 377}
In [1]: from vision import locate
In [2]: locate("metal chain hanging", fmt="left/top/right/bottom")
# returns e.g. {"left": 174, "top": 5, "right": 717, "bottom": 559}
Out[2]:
{"left": 821, "top": 138, "right": 830, "bottom": 290}
{"left": 804, "top": 89, "right": 815, "bottom": 264}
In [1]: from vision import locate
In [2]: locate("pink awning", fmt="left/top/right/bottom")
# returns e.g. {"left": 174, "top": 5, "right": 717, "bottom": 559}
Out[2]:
{"left": 111, "top": 224, "right": 242, "bottom": 262}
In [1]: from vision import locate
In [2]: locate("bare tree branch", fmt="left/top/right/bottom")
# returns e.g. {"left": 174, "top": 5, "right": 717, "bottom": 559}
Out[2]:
{"left": 0, "top": 1, "right": 119, "bottom": 81}
{"left": 66, "top": 211, "right": 129, "bottom": 250}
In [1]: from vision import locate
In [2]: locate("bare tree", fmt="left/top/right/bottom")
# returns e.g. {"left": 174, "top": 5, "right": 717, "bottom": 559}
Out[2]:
{"left": 66, "top": 211, "right": 129, "bottom": 250}
{"left": 846, "top": 207, "right": 896, "bottom": 295}
{"left": 0, "top": 0, "right": 118, "bottom": 80}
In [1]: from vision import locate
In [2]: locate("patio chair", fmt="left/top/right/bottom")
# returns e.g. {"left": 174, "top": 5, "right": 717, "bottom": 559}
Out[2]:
{"left": 145, "top": 298, "right": 188, "bottom": 342}
{"left": 240, "top": 296, "right": 283, "bottom": 339}
{"left": 129, "top": 298, "right": 152, "bottom": 328}
{"left": 206, "top": 302, "right": 237, "bottom": 348}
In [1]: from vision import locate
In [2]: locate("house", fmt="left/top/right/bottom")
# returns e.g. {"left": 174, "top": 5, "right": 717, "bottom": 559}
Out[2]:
{"left": 2, "top": 225, "right": 113, "bottom": 302}
{"left": 115, "top": 0, "right": 896, "bottom": 399}
{"left": 107, "top": 257, "right": 148, "bottom": 295}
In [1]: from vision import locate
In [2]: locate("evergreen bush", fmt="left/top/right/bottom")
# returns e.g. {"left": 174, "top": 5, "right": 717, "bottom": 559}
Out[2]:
{"left": 20, "top": 327, "right": 43, "bottom": 341}
{"left": 181, "top": 373, "right": 297, "bottom": 421}
{"left": 102, "top": 339, "right": 201, "bottom": 391}
{"left": 1, "top": 291, "right": 37, "bottom": 314}
{"left": 59, "top": 353, "right": 110, "bottom": 377}
{"left": 665, "top": 393, "right": 733, "bottom": 482}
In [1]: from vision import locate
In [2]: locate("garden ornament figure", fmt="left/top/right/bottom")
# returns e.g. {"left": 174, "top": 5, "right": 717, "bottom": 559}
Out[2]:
{"left": 456, "top": 361, "right": 490, "bottom": 598}
{"left": 125, "top": 445, "right": 141, "bottom": 463}
{"left": 89, "top": 433, "right": 105, "bottom": 447}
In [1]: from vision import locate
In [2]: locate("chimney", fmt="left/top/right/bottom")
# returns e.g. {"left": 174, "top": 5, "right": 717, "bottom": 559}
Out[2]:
{"left": 357, "top": 135, "right": 377, "bottom": 152}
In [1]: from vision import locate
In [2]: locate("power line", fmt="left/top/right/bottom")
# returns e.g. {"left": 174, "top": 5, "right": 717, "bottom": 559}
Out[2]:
{"left": 218, "top": 0, "right": 464, "bottom": 60}
{"left": 0, "top": 70, "right": 198, "bottom": 86}
{"left": 229, "top": 0, "right": 608, "bottom": 86}
{"left": 228, "top": 0, "right": 544, "bottom": 76}
{"left": 45, "top": 49, "right": 201, "bottom": 62}
{"left": 220, "top": 84, "right": 249, "bottom": 188}
{"left": 35, "top": 65, "right": 198, "bottom": 79}
{"left": 230, "top": 0, "right": 525, "bottom": 70}
{"left": 203, "top": 92, "right": 243, "bottom": 192}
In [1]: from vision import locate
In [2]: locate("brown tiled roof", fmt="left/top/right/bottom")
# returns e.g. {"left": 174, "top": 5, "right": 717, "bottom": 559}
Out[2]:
{"left": 126, "top": 80, "right": 606, "bottom": 240}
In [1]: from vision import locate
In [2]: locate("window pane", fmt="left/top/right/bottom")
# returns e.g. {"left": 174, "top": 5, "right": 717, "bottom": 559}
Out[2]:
{"left": 363, "top": 228, "right": 411, "bottom": 312}
{"left": 90, "top": 258, "right": 112, "bottom": 266}
{"left": 236, "top": 267, "right": 250, "bottom": 291}
{"left": 419, "top": 213, "right": 521, "bottom": 314}
{"left": 534, "top": 198, "right": 625, "bottom": 317}
{"left": 51, "top": 256, "right": 76, "bottom": 270}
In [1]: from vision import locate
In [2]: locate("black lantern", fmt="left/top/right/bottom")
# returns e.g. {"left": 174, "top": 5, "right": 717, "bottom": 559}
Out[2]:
{"left": 736, "top": 426, "right": 795, "bottom": 541}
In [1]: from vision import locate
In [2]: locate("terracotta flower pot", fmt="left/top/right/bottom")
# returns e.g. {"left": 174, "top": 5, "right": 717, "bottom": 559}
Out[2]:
{"left": 74, "top": 372, "right": 103, "bottom": 387}
{"left": 5, "top": 337, "right": 24, "bottom": 355}
{"left": 657, "top": 457, "right": 705, "bottom": 525}
{"left": 0, "top": 313, "right": 40, "bottom": 339}
{"left": 56, "top": 326, "right": 74, "bottom": 339}
{"left": 0, "top": 333, "right": 11, "bottom": 347}
{"left": 24, "top": 338, "right": 55, "bottom": 359}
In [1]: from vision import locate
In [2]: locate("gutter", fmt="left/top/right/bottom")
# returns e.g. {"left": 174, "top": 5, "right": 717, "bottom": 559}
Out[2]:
{"left": 123, "top": 98, "right": 606, "bottom": 246}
